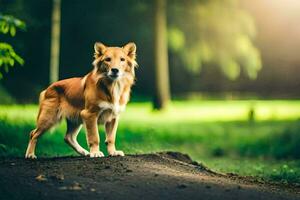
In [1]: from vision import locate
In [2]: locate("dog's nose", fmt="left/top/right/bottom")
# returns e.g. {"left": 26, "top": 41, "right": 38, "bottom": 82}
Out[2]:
{"left": 111, "top": 68, "right": 119, "bottom": 74}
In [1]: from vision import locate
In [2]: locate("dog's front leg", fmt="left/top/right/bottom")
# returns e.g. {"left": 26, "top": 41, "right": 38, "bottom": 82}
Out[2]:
{"left": 105, "top": 117, "right": 124, "bottom": 156}
{"left": 81, "top": 109, "right": 104, "bottom": 158}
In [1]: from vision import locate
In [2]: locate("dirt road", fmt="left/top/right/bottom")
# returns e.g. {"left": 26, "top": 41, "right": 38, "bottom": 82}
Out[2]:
{"left": 0, "top": 152, "right": 299, "bottom": 200}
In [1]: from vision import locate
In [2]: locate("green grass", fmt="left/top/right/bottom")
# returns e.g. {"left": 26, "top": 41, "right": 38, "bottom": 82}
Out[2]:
{"left": 0, "top": 100, "right": 300, "bottom": 185}
{"left": 202, "top": 157, "right": 300, "bottom": 184}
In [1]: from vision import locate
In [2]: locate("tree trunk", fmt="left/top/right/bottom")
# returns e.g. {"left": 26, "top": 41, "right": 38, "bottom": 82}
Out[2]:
{"left": 49, "top": 0, "right": 61, "bottom": 83}
{"left": 153, "top": 0, "right": 171, "bottom": 110}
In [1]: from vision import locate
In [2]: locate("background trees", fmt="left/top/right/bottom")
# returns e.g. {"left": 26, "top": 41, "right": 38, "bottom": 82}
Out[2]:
{"left": 0, "top": 0, "right": 299, "bottom": 104}
{"left": 168, "top": 0, "right": 261, "bottom": 80}
{"left": 153, "top": 0, "right": 262, "bottom": 109}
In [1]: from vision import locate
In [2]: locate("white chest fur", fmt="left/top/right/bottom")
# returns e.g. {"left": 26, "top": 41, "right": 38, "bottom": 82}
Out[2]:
{"left": 98, "top": 82, "right": 125, "bottom": 123}
{"left": 99, "top": 102, "right": 125, "bottom": 115}
{"left": 98, "top": 102, "right": 125, "bottom": 124}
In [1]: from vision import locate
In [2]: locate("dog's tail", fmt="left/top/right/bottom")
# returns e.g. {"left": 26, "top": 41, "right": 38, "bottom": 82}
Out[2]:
{"left": 39, "top": 90, "right": 46, "bottom": 104}
{"left": 36, "top": 90, "right": 46, "bottom": 120}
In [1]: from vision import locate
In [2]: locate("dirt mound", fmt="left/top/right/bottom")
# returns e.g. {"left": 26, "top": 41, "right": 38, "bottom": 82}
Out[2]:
{"left": 0, "top": 152, "right": 299, "bottom": 200}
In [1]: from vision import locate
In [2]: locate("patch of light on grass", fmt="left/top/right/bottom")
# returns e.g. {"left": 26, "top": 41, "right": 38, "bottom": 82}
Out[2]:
{"left": 1, "top": 100, "right": 300, "bottom": 124}
{"left": 122, "top": 100, "right": 300, "bottom": 123}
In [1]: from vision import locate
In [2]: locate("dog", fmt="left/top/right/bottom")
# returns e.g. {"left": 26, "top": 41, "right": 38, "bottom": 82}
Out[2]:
{"left": 25, "top": 42, "right": 137, "bottom": 159}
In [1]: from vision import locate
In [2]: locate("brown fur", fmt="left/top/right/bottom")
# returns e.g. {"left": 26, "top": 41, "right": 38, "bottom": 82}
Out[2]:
{"left": 25, "top": 42, "right": 137, "bottom": 158}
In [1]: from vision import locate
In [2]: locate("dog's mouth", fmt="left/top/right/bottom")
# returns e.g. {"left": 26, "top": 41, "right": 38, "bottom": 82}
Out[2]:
{"left": 108, "top": 74, "right": 120, "bottom": 80}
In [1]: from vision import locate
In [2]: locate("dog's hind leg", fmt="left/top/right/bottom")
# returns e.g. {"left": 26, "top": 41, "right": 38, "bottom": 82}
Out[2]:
{"left": 64, "top": 120, "right": 89, "bottom": 156}
{"left": 25, "top": 112, "right": 59, "bottom": 159}
{"left": 25, "top": 128, "right": 47, "bottom": 159}
{"left": 25, "top": 90, "right": 60, "bottom": 159}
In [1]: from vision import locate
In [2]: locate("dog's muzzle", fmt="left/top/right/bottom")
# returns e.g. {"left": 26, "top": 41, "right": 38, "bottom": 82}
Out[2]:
{"left": 108, "top": 68, "right": 120, "bottom": 80}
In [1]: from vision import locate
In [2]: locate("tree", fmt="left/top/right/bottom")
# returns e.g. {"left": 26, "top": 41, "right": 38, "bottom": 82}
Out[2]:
{"left": 152, "top": 0, "right": 261, "bottom": 110}
{"left": 0, "top": 14, "right": 25, "bottom": 78}
{"left": 153, "top": 0, "right": 171, "bottom": 110}
{"left": 49, "top": 0, "right": 61, "bottom": 83}
{"left": 168, "top": 0, "right": 262, "bottom": 80}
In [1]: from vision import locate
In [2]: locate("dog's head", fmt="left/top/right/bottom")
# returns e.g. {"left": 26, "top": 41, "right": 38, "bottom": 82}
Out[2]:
{"left": 93, "top": 42, "right": 137, "bottom": 81}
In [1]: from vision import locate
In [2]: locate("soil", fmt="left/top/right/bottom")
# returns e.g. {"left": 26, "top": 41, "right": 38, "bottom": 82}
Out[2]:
{"left": 0, "top": 152, "right": 299, "bottom": 200}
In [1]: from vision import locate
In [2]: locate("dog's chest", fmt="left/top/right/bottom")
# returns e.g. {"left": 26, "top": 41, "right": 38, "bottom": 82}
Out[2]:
{"left": 98, "top": 102, "right": 125, "bottom": 123}
{"left": 98, "top": 83, "right": 125, "bottom": 123}
{"left": 97, "top": 80, "right": 128, "bottom": 123}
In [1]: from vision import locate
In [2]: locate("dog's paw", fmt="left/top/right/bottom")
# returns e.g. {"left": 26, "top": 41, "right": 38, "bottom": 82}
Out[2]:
{"left": 90, "top": 151, "right": 104, "bottom": 158}
{"left": 25, "top": 153, "right": 37, "bottom": 159}
{"left": 80, "top": 149, "right": 90, "bottom": 157}
{"left": 109, "top": 150, "right": 125, "bottom": 157}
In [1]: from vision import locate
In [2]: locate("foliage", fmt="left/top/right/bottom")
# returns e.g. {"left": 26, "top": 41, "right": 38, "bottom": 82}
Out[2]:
{"left": 168, "top": 0, "right": 262, "bottom": 80}
{"left": 0, "top": 0, "right": 297, "bottom": 101}
{"left": 0, "top": 14, "right": 25, "bottom": 78}
{"left": 270, "top": 164, "right": 298, "bottom": 184}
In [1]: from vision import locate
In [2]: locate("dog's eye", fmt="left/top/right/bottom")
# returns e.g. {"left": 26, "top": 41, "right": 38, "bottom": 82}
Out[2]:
{"left": 104, "top": 57, "right": 111, "bottom": 62}
{"left": 120, "top": 57, "right": 125, "bottom": 62}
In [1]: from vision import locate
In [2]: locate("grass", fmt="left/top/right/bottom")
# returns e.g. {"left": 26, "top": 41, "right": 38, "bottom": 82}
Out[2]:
{"left": 202, "top": 157, "right": 300, "bottom": 184}
{"left": 0, "top": 100, "right": 300, "bottom": 185}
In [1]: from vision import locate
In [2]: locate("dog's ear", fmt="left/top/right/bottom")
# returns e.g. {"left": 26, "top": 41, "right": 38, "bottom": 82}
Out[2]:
{"left": 123, "top": 42, "right": 136, "bottom": 60}
{"left": 94, "top": 42, "right": 106, "bottom": 58}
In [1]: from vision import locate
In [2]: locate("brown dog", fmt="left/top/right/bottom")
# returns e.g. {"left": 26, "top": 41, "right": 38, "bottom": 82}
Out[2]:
{"left": 25, "top": 42, "right": 137, "bottom": 159}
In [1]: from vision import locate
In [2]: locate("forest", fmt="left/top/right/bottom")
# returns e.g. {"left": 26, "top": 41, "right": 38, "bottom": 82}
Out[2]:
{"left": 0, "top": 0, "right": 300, "bottom": 199}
